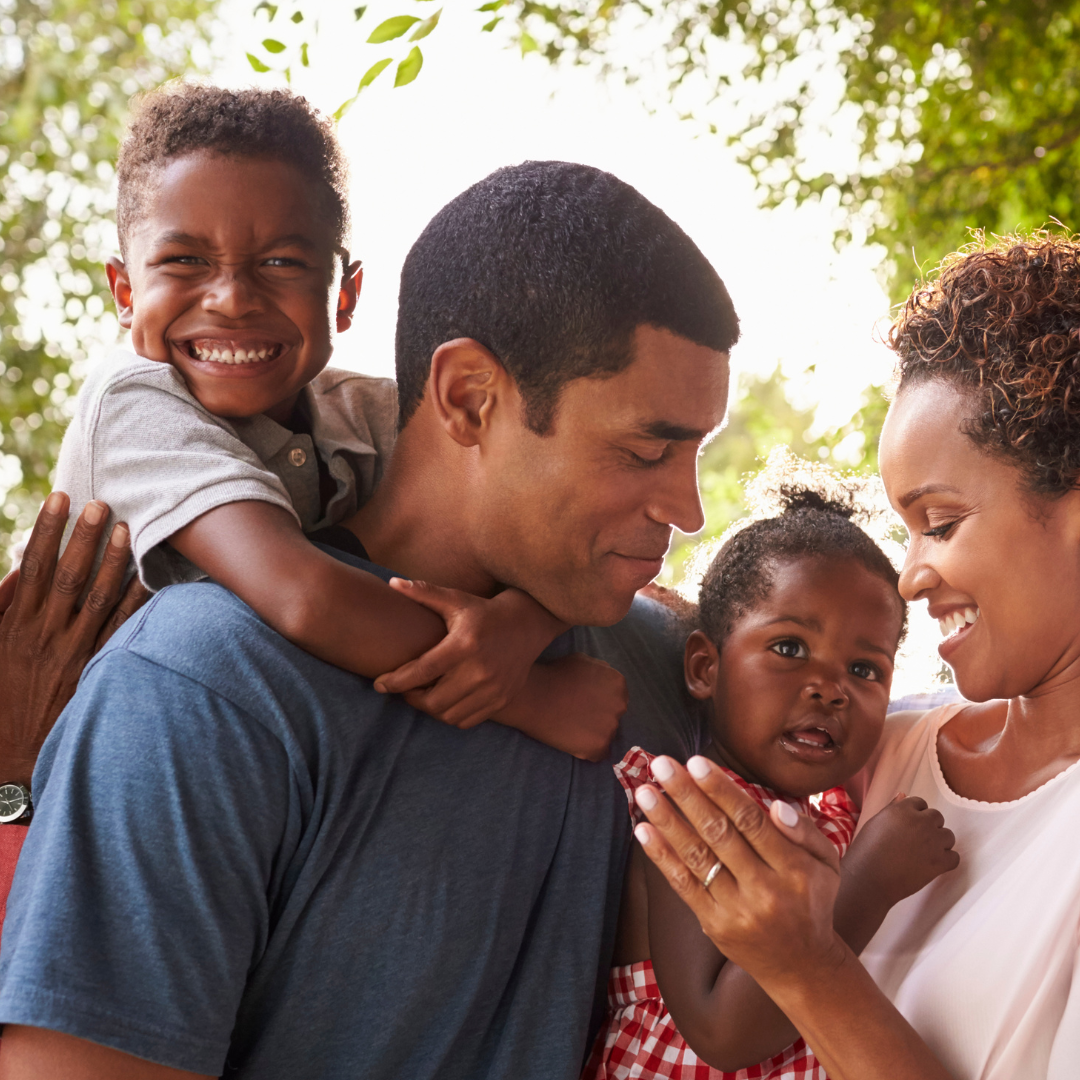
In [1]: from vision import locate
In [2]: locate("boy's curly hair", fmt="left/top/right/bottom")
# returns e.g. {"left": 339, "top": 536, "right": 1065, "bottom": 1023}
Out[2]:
{"left": 697, "top": 483, "right": 905, "bottom": 649}
{"left": 116, "top": 82, "right": 350, "bottom": 256}
{"left": 890, "top": 229, "right": 1080, "bottom": 497}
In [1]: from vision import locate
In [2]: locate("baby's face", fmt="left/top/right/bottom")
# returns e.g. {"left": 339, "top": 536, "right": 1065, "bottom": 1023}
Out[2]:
{"left": 108, "top": 151, "right": 358, "bottom": 423}
{"left": 687, "top": 555, "right": 903, "bottom": 798}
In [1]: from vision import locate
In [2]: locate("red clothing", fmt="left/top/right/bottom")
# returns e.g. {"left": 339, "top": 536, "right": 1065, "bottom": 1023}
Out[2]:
{"left": 584, "top": 747, "right": 858, "bottom": 1080}
{"left": 0, "top": 826, "right": 26, "bottom": 950}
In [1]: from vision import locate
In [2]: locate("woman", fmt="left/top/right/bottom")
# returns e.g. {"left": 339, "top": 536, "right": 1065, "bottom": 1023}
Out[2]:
{"left": 637, "top": 232, "right": 1080, "bottom": 1080}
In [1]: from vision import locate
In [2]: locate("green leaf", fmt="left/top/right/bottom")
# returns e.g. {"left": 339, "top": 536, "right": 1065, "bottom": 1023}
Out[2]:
{"left": 477, "top": 0, "right": 505, "bottom": 10}
{"left": 334, "top": 96, "right": 358, "bottom": 121}
{"left": 358, "top": 56, "right": 393, "bottom": 89}
{"left": 262, "top": 37, "right": 286, "bottom": 52}
{"left": 482, "top": 16, "right": 501, "bottom": 31}
{"left": 410, "top": 8, "right": 441, "bottom": 41}
{"left": 367, "top": 15, "right": 420, "bottom": 43}
{"left": 290, "top": 10, "right": 303, "bottom": 21}
{"left": 395, "top": 46, "right": 424, "bottom": 86}
{"left": 353, "top": 4, "right": 367, "bottom": 17}
{"left": 255, "top": 1, "right": 278, "bottom": 19}
{"left": 300, "top": 41, "right": 309, "bottom": 65}
{"left": 520, "top": 31, "right": 538, "bottom": 54}
{"left": 246, "top": 52, "right": 271, "bottom": 72}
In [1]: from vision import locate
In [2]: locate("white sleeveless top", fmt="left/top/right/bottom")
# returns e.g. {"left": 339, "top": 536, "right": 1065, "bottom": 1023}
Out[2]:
{"left": 855, "top": 704, "right": 1080, "bottom": 1080}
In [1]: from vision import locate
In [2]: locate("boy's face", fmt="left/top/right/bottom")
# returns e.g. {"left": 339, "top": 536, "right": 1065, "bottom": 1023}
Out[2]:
{"left": 107, "top": 151, "right": 360, "bottom": 423}
{"left": 686, "top": 555, "right": 902, "bottom": 798}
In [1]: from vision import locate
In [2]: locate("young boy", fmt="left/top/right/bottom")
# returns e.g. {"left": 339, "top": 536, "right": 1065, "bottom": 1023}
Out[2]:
{"left": 53, "top": 83, "right": 621, "bottom": 758}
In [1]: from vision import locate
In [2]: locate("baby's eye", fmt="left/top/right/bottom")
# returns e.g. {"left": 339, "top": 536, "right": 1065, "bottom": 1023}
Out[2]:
{"left": 770, "top": 639, "right": 808, "bottom": 660}
{"left": 849, "top": 661, "right": 880, "bottom": 681}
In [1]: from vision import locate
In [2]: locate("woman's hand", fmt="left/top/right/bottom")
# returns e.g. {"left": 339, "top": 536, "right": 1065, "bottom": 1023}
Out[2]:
{"left": 633, "top": 754, "right": 846, "bottom": 983}
{"left": 0, "top": 492, "right": 150, "bottom": 786}
{"left": 633, "top": 754, "right": 956, "bottom": 1080}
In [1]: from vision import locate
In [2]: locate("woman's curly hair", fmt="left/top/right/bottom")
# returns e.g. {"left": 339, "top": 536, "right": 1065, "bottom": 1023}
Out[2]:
{"left": 697, "top": 484, "right": 905, "bottom": 648}
{"left": 890, "top": 229, "right": 1080, "bottom": 497}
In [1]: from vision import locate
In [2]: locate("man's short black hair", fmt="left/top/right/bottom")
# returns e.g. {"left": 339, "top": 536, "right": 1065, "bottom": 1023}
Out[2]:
{"left": 395, "top": 160, "right": 740, "bottom": 432}
{"left": 116, "top": 82, "right": 349, "bottom": 256}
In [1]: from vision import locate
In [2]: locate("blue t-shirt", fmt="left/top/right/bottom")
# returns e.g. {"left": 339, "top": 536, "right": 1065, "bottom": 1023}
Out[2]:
{"left": 0, "top": 548, "right": 702, "bottom": 1078}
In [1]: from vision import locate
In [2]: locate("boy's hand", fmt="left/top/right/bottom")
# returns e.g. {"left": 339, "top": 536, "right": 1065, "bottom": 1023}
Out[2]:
{"left": 374, "top": 580, "right": 566, "bottom": 728}
{"left": 843, "top": 795, "right": 959, "bottom": 910}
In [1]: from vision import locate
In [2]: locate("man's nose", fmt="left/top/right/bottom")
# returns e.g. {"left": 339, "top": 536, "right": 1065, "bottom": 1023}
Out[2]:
{"left": 646, "top": 456, "right": 706, "bottom": 535}
{"left": 202, "top": 269, "right": 264, "bottom": 319}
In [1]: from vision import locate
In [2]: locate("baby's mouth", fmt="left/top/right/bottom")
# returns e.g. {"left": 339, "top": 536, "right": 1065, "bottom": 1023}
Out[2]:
{"left": 185, "top": 340, "right": 284, "bottom": 365}
{"left": 779, "top": 716, "right": 842, "bottom": 759}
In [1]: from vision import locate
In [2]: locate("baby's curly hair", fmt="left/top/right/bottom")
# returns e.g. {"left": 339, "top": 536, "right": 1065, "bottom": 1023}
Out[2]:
{"left": 890, "top": 229, "right": 1080, "bottom": 497}
{"left": 697, "top": 484, "right": 905, "bottom": 648}
{"left": 116, "top": 82, "right": 350, "bottom": 256}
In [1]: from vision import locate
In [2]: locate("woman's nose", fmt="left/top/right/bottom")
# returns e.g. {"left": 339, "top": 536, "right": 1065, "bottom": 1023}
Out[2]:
{"left": 898, "top": 543, "right": 940, "bottom": 602}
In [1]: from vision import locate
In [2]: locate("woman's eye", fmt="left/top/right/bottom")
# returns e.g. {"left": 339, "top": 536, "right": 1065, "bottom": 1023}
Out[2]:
{"left": 770, "top": 640, "right": 808, "bottom": 660}
{"left": 850, "top": 661, "right": 880, "bottom": 681}
{"left": 923, "top": 520, "right": 957, "bottom": 539}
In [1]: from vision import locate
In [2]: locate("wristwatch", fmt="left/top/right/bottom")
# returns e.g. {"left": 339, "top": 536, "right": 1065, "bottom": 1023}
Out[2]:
{"left": 0, "top": 784, "right": 33, "bottom": 824}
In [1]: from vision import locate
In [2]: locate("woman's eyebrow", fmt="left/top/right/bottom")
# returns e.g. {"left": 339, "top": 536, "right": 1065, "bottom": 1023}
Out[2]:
{"left": 899, "top": 483, "right": 962, "bottom": 509}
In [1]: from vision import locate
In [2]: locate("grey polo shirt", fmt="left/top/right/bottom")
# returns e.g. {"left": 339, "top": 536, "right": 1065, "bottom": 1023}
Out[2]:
{"left": 53, "top": 349, "right": 397, "bottom": 590}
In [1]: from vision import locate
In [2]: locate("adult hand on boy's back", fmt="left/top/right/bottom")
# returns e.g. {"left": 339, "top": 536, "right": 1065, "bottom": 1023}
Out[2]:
{"left": 844, "top": 795, "right": 960, "bottom": 909}
{"left": 0, "top": 492, "right": 150, "bottom": 787}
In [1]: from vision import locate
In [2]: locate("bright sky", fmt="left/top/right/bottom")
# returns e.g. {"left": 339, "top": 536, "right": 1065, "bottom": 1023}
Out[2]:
{"left": 212, "top": 0, "right": 897, "bottom": 433}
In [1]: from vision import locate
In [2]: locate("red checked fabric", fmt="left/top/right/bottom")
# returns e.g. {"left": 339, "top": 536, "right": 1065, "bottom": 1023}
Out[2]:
{"left": 583, "top": 746, "right": 858, "bottom": 1080}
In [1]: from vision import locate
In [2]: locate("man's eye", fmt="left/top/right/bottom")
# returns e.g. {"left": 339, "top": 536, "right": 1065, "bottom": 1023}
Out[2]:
{"left": 770, "top": 639, "right": 808, "bottom": 660}
{"left": 850, "top": 661, "right": 880, "bottom": 681}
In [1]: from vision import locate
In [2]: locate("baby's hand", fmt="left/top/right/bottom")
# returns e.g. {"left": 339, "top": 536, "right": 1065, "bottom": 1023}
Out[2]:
{"left": 374, "top": 580, "right": 565, "bottom": 728}
{"left": 844, "top": 795, "right": 959, "bottom": 909}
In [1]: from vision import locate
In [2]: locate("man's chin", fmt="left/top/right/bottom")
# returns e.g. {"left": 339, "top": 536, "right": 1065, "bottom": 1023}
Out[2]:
{"left": 542, "top": 586, "right": 638, "bottom": 629}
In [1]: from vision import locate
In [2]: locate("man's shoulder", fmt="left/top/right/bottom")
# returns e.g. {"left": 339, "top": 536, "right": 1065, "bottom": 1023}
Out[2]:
{"left": 95, "top": 580, "right": 365, "bottom": 720}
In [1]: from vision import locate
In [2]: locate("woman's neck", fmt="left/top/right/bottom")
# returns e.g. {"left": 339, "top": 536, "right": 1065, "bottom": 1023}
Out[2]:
{"left": 938, "top": 667, "right": 1080, "bottom": 801}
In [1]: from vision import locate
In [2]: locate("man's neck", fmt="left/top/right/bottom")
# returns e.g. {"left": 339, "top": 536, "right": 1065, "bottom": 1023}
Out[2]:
{"left": 341, "top": 422, "right": 500, "bottom": 597}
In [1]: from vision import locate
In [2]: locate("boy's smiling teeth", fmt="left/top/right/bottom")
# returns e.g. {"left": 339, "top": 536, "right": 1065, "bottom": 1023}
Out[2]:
{"left": 938, "top": 607, "right": 979, "bottom": 638}
{"left": 187, "top": 341, "right": 282, "bottom": 365}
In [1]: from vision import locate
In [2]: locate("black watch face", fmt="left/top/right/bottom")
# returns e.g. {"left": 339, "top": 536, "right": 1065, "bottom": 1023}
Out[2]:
{"left": 0, "top": 784, "right": 29, "bottom": 823}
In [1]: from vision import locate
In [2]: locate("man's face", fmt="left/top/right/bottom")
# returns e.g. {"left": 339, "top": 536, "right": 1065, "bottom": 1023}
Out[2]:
{"left": 475, "top": 325, "right": 729, "bottom": 626}
{"left": 110, "top": 152, "right": 356, "bottom": 424}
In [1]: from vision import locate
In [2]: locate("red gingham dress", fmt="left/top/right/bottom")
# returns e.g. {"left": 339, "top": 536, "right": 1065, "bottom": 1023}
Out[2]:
{"left": 583, "top": 746, "right": 858, "bottom": 1080}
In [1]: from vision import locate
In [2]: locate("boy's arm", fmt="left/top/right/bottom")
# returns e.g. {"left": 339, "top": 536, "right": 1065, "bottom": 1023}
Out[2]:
{"left": 647, "top": 796, "right": 959, "bottom": 1071}
{"left": 171, "top": 502, "right": 623, "bottom": 759}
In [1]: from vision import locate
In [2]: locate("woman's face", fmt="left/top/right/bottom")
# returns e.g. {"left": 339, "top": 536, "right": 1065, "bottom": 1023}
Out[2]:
{"left": 879, "top": 380, "right": 1080, "bottom": 702}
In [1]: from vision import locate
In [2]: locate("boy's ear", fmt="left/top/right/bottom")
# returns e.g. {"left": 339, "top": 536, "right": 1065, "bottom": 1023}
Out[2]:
{"left": 106, "top": 257, "right": 134, "bottom": 329}
{"left": 336, "top": 260, "right": 362, "bottom": 332}
{"left": 684, "top": 629, "right": 720, "bottom": 701}
{"left": 427, "top": 338, "right": 516, "bottom": 450}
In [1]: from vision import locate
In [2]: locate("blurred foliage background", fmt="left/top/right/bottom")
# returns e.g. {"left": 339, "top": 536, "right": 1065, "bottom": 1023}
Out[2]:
{"left": 0, "top": 0, "right": 212, "bottom": 571}
{"left": 2, "top": 0, "right": 1079, "bottom": 574}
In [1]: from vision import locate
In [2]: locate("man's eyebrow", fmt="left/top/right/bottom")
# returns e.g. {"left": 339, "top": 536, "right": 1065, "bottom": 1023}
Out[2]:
{"left": 898, "top": 483, "right": 962, "bottom": 509}
{"left": 636, "top": 420, "right": 713, "bottom": 442}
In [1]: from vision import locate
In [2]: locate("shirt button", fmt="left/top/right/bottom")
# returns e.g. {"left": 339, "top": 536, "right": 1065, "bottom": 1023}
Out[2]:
{"left": 288, "top": 448, "right": 307, "bottom": 467}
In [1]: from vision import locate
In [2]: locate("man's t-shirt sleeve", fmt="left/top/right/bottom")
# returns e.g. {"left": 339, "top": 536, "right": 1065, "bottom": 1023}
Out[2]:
{"left": 0, "top": 648, "right": 297, "bottom": 1076}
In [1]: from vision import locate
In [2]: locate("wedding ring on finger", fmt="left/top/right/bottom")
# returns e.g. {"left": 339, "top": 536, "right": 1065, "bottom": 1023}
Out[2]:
{"left": 701, "top": 859, "right": 723, "bottom": 890}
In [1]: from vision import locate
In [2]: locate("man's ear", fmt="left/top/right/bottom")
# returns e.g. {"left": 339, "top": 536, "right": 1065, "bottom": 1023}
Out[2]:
{"left": 336, "top": 259, "right": 362, "bottom": 332}
{"left": 105, "top": 257, "right": 134, "bottom": 329}
{"left": 428, "top": 338, "right": 515, "bottom": 449}
{"left": 684, "top": 629, "right": 720, "bottom": 701}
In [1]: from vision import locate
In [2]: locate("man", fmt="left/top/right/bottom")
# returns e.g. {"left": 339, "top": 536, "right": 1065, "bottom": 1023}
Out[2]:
{"left": 0, "top": 161, "right": 737, "bottom": 1078}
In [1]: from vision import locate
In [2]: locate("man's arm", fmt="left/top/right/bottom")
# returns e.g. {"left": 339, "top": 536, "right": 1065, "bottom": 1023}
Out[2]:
{"left": 0, "top": 1027, "right": 209, "bottom": 1080}
{"left": 0, "top": 492, "right": 149, "bottom": 785}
